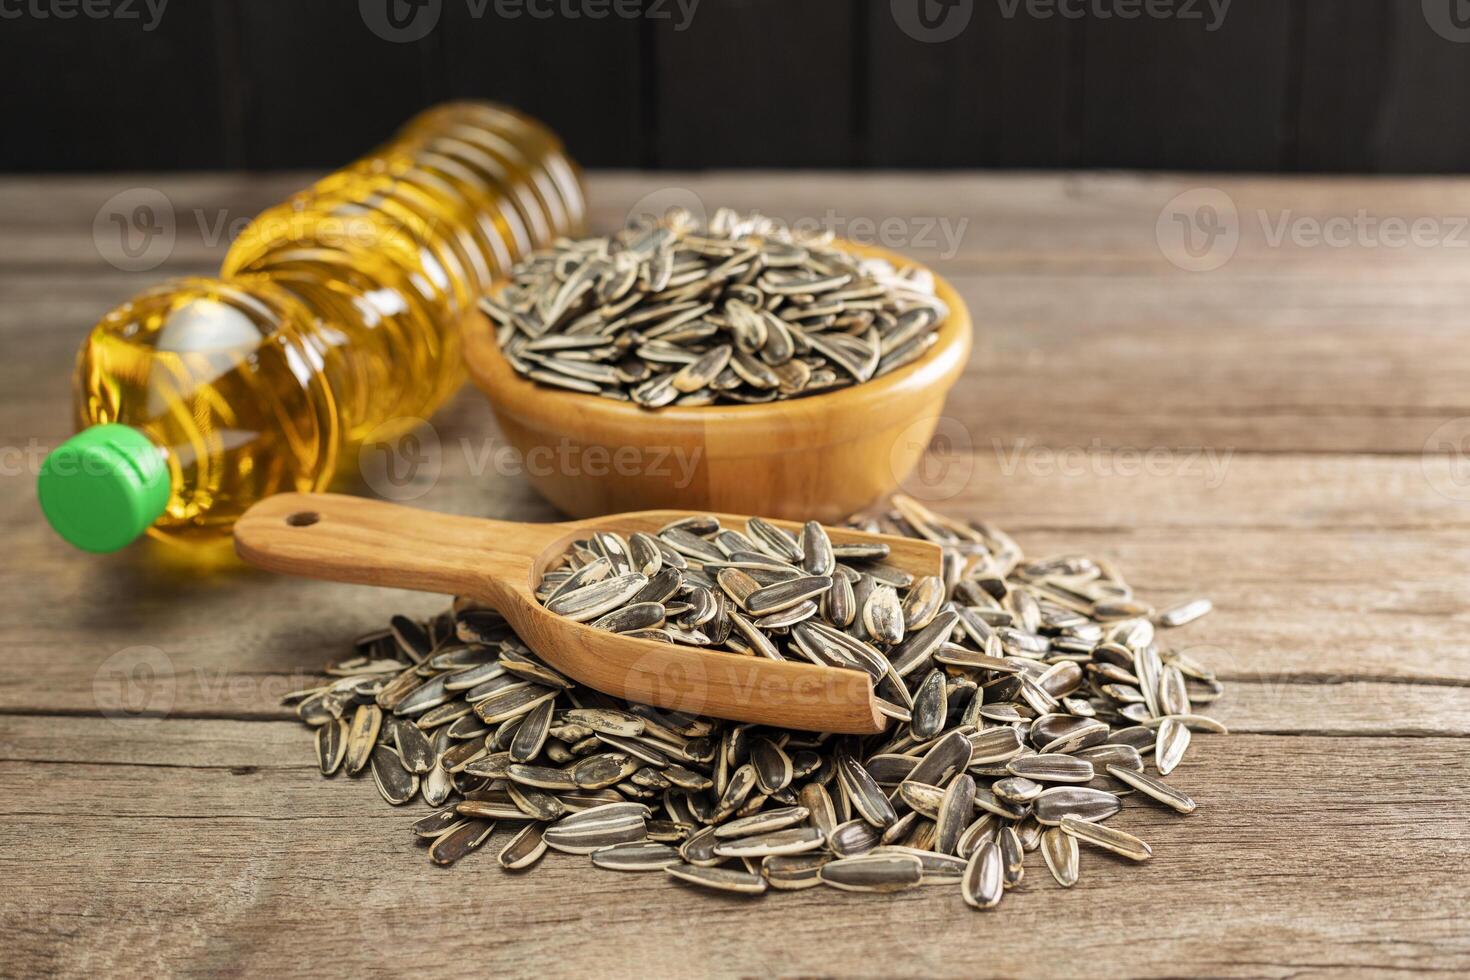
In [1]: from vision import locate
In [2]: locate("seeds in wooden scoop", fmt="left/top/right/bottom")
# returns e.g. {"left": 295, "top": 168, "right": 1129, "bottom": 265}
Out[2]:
{"left": 288, "top": 494, "right": 1224, "bottom": 911}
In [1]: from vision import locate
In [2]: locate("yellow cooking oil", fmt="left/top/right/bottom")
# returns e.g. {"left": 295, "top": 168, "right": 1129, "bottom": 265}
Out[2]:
{"left": 40, "top": 102, "right": 584, "bottom": 554}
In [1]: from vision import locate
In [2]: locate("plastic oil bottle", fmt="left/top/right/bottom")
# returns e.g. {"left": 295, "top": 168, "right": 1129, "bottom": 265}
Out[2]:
{"left": 38, "top": 102, "right": 584, "bottom": 554}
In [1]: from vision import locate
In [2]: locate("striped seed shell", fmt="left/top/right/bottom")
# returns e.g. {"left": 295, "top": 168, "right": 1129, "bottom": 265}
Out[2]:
{"left": 962, "top": 840, "right": 1004, "bottom": 910}
{"left": 591, "top": 841, "right": 682, "bottom": 871}
{"left": 370, "top": 745, "right": 419, "bottom": 805}
{"left": 428, "top": 818, "right": 495, "bottom": 866}
{"left": 1041, "top": 827, "right": 1079, "bottom": 887}
{"left": 1060, "top": 814, "right": 1152, "bottom": 861}
{"left": 1106, "top": 764, "right": 1197, "bottom": 813}
{"left": 1155, "top": 717, "right": 1191, "bottom": 775}
{"left": 713, "top": 826, "right": 826, "bottom": 858}
{"left": 935, "top": 773, "right": 976, "bottom": 855}
{"left": 1007, "top": 753, "right": 1095, "bottom": 784}
{"left": 498, "top": 823, "right": 548, "bottom": 870}
{"left": 819, "top": 853, "right": 924, "bottom": 893}
{"left": 1033, "top": 786, "right": 1121, "bottom": 826}
{"left": 762, "top": 853, "right": 830, "bottom": 890}
{"left": 665, "top": 863, "right": 767, "bottom": 894}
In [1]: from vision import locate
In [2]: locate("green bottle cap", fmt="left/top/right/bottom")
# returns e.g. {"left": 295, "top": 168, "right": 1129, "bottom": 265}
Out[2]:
{"left": 38, "top": 424, "right": 171, "bottom": 553}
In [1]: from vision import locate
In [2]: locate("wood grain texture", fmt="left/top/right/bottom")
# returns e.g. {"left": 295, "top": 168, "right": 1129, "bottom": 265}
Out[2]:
{"left": 3, "top": 171, "right": 1469, "bottom": 977}
{"left": 2, "top": 728, "right": 1466, "bottom": 978}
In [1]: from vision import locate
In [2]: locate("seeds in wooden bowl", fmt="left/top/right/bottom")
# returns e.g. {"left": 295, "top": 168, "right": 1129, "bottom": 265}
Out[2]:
{"left": 480, "top": 207, "right": 949, "bottom": 407}
{"left": 287, "top": 494, "right": 1225, "bottom": 911}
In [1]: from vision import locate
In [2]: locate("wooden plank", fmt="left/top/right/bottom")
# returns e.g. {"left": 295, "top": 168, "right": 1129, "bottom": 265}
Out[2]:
{"left": 653, "top": 0, "right": 856, "bottom": 167}
{"left": 7, "top": 449, "right": 1470, "bottom": 714}
{"left": 865, "top": 2, "right": 1078, "bottom": 167}
{"left": 230, "top": 1, "right": 439, "bottom": 169}
{"left": 9, "top": 263, "right": 1470, "bottom": 455}
{"left": 15, "top": 171, "right": 1470, "bottom": 271}
{"left": 1, "top": 729, "right": 1465, "bottom": 977}
{"left": 1079, "top": 5, "right": 1294, "bottom": 170}
{"left": 0, "top": 3, "right": 238, "bottom": 171}
{"left": 8, "top": 523, "right": 1467, "bottom": 712}
{"left": 439, "top": 2, "right": 646, "bottom": 167}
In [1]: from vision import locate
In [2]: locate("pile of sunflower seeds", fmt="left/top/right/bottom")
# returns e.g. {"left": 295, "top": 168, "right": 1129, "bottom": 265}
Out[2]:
{"left": 289, "top": 495, "right": 1223, "bottom": 906}
{"left": 478, "top": 208, "right": 948, "bottom": 407}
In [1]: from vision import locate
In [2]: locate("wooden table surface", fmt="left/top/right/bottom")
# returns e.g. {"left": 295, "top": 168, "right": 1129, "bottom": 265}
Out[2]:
{"left": 3, "top": 172, "right": 1468, "bottom": 978}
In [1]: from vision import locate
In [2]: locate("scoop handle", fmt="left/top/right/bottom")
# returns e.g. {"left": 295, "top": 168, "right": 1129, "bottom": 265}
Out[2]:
{"left": 233, "top": 492, "right": 562, "bottom": 601}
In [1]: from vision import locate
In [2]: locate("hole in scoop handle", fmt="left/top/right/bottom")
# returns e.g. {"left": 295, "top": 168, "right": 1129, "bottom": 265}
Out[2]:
{"left": 233, "top": 492, "right": 554, "bottom": 600}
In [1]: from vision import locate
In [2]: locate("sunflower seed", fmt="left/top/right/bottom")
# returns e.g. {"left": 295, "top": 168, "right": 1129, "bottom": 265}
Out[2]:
{"left": 665, "top": 863, "right": 768, "bottom": 894}
{"left": 546, "top": 574, "right": 650, "bottom": 622}
{"left": 1060, "top": 815, "right": 1152, "bottom": 861}
{"left": 935, "top": 773, "right": 976, "bottom": 855}
{"left": 837, "top": 751, "right": 897, "bottom": 828}
{"left": 1041, "top": 827, "right": 1079, "bottom": 887}
{"left": 544, "top": 804, "right": 649, "bottom": 854}
{"left": 1033, "top": 786, "right": 1121, "bottom": 826}
{"left": 1157, "top": 598, "right": 1213, "bottom": 628}
{"left": 1007, "top": 754, "right": 1095, "bottom": 784}
{"left": 714, "top": 806, "right": 810, "bottom": 839}
{"left": 962, "top": 841, "right": 1004, "bottom": 910}
{"left": 392, "top": 720, "right": 436, "bottom": 774}
{"left": 746, "top": 575, "right": 833, "bottom": 615}
{"left": 499, "top": 823, "right": 549, "bottom": 870}
{"left": 509, "top": 698, "right": 555, "bottom": 763}
{"left": 591, "top": 841, "right": 682, "bottom": 871}
{"left": 316, "top": 718, "right": 347, "bottom": 776}
{"left": 820, "top": 853, "right": 924, "bottom": 893}
{"left": 762, "top": 853, "right": 831, "bottom": 890}
{"left": 1155, "top": 718, "right": 1191, "bottom": 775}
{"left": 715, "top": 826, "right": 826, "bottom": 858}
{"left": 428, "top": 818, "right": 495, "bottom": 866}
{"left": 1105, "top": 764, "right": 1198, "bottom": 813}
{"left": 828, "top": 819, "right": 882, "bottom": 857}
{"left": 370, "top": 745, "right": 418, "bottom": 805}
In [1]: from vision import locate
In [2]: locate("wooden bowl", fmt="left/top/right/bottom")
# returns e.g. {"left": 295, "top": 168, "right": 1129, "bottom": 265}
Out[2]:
{"left": 463, "top": 242, "right": 972, "bottom": 522}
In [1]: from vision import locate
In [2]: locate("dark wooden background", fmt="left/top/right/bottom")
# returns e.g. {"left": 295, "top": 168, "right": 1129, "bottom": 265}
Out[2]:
{"left": 4, "top": 0, "right": 1470, "bottom": 172}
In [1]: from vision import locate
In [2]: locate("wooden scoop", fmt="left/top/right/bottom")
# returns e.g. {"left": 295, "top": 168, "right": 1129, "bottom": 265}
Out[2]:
{"left": 234, "top": 493, "right": 944, "bottom": 734}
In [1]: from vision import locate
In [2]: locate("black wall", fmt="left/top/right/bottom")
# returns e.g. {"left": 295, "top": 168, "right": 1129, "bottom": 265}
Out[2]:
{"left": 3, "top": 0, "right": 1469, "bottom": 172}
